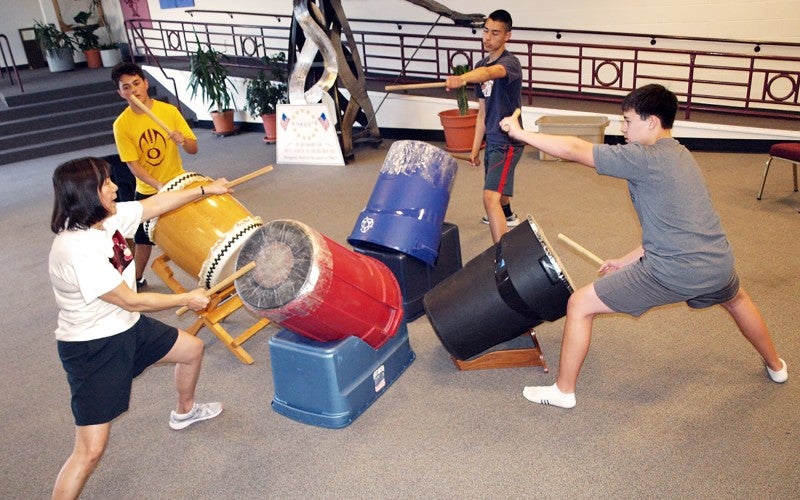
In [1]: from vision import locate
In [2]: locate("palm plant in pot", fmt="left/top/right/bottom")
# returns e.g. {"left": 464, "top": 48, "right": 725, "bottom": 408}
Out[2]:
{"left": 437, "top": 63, "right": 480, "bottom": 152}
{"left": 245, "top": 52, "right": 288, "bottom": 143}
{"left": 188, "top": 37, "right": 237, "bottom": 134}
{"left": 72, "top": 11, "right": 102, "bottom": 69}
{"left": 33, "top": 20, "right": 75, "bottom": 73}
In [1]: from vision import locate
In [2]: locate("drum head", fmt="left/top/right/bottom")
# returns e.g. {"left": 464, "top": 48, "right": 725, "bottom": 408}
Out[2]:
{"left": 235, "top": 220, "right": 324, "bottom": 310}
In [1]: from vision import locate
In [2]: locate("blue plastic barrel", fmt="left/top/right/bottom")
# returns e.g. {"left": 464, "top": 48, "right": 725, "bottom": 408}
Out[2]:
{"left": 347, "top": 140, "right": 458, "bottom": 266}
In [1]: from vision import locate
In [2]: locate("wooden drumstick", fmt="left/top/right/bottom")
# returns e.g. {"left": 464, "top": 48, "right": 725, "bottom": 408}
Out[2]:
{"left": 226, "top": 165, "right": 274, "bottom": 188}
{"left": 501, "top": 108, "right": 522, "bottom": 132}
{"left": 557, "top": 233, "right": 604, "bottom": 266}
{"left": 192, "top": 165, "right": 274, "bottom": 202}
{"left": 128, "top": 95, "right": 174, "bottom": 135}
{"left": 450, "top": 153, "right": 473, "bottom": 162}
{"left": 176, "top": 261, "right": 257, "bottom": 316}
{"left": 385, "top": 81, "right": 447, "bottom": 91}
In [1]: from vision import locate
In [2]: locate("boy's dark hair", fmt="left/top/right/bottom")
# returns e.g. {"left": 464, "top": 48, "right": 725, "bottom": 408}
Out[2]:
{"left": 51, "top": 157, "right": 111, "bottom": 233}
{"left": 622, "top": 83, "right": 679, "bottom": 129}
{"left": 487, "top": 9, "right": 513, "bottom": 30}
{"left": 110, "top": 62, "right": 146, "bottom": 87}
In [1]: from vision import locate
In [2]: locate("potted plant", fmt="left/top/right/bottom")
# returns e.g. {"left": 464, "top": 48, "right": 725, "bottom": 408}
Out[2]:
{"left": 437, "top": 63, "right": 481, "bottom": 152}
{"left": 188, "top": 37, "right": 237, "bottom": 134}
{"left": 245, "top": 52, "right": 288, "bottom": 143}
{"left": 99, "top": 42, "right": 122, "bottom": 67}
{"left": 77, "top": 0, "right": 122, "bottom": 67}
{"left": 33, "top": 20, "right": 75, "bottom": 73}
{"left": 72, "top": 11, "right": 102, "bottom": 69}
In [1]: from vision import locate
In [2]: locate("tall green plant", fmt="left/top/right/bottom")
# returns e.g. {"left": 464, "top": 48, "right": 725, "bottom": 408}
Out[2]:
{"left": 188, "top": 36, "right": 236, "bottom": 113}
{"left": 245, "top": 52, "right": 288, "bottom": 117}
{"left": 453, "top": 64, "right": 470, "bottom": 116}
{"left": 33, "top": 21, "right": 74, "bottom": 56}
{"left": 73, "top": 0, "right": 116, "bottom": 48}
{"left": 72, "top": 11, "right": 100, "bottom": 50}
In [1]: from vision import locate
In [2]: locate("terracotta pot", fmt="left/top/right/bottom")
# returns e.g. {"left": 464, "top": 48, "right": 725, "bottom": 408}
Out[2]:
{"left": 211, "top": 109, "right": 236, "bottom": 134}
{"left": 437, "top": 108, "right": 478, "bottom": 152}
{"left": 84, "top": 49, "right": 102, "bottom": 69}
{"left": 261, "top": 113, "right": 277, "bottom": 142}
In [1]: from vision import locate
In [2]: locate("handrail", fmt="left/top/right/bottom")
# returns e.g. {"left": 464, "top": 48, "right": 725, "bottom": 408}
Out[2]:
{"left": 0, "top": 34, "right": 23, "bottom": 93}
{"left": 126, "top": 22, "right": 183, "bottom": 114}
{"left": 124, "top": 15, "right": 800, "bottom": 122}
{"left": 177, "top": 11, "right": 800, "bottom": 52}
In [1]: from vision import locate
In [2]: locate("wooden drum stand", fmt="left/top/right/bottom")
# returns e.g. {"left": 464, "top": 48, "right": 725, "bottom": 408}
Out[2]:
{"left": 451, "top": 329, "right": 548, "bottom": 372}
{"left": 152, "top": 254, "right": 269, "bottom": 365}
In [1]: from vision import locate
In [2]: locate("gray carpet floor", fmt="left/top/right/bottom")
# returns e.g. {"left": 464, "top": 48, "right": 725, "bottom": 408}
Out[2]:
{"left": 1, "top": 128, "right": 798, "bottom": 499}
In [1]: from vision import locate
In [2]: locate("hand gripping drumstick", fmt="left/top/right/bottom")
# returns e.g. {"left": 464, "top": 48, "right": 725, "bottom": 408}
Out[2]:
{"left": 501, "top": 108, "right": 522, "bottom": 132}
{"left": 384, "top": 81, "right": 448, "bottom": 92}
{"left": 128, "top": 95, "right": 174, "bottom": 135}
{"left": 176, "top": 261, "right": 257, "bottom": 316}
{"left": 225, "top": 165, "right": 274, "bottom": 188}
{"left": 557, "top": 233, "right": 604, "bottom": 266}
{"left": 189, "top": 166, "right": 274, "bottom": 206}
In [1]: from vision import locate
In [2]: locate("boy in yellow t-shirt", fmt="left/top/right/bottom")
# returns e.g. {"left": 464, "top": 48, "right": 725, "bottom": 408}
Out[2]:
{"left": 111, "top": 62, "right": 198, "bottom": 287}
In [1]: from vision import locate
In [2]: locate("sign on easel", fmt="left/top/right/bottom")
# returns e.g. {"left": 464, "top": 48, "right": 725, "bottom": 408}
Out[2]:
{"left": 276, "top": 104, "right": 344, "bottom": 166}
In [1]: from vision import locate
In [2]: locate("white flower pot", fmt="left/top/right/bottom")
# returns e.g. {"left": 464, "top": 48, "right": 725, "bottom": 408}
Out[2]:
{"left": 46, "top": 47, "right": 75, "bottom": 73}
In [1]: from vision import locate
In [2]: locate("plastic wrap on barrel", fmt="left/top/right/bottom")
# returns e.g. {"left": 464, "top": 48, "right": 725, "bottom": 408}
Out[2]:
{"left": 235, "top": 220, "right": 332, "bottom": 323}
{"left": 380, "top": 140, "right": 458, "bottom": 192}
{"left": 235, "top": 219, "right": 404, "bottom": 349}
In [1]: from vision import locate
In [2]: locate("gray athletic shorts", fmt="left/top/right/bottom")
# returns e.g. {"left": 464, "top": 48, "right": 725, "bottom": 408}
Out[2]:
{"left": 594, "top": 259, "right": 740, "bottom": 317}
{"left": 484, "top": 143, "right": 524, "bottom": 195}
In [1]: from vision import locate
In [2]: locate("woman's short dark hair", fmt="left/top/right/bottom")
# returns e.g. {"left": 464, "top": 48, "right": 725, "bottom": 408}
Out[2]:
{"left": 51, "top": 157, "right": 111, "bottom": 234}
{"left": 621, "top": 83, "right": 679, "bottom": 129}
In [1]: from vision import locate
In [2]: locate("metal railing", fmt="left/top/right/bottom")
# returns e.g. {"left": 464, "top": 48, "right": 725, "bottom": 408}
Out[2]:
{"left": 0, "top": 34, "right": 23, "bottom": 93}
{"left": 125, "top": 14, "right": 800, "bottom": 121}
{"left": 126, "top": 24, "right": 183, "bottom": 114}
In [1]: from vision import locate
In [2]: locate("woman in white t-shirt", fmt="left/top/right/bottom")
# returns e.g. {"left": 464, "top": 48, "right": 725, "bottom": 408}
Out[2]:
{"left": 48, "top": 157, "right": 230, "bottom": 499}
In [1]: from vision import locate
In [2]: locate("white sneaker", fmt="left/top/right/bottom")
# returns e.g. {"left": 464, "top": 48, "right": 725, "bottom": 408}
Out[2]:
{"left": 766, "top": 358, "right": 788, "bottom": 383}
{"left": 481, "top": 213, "right": 520, "bottom": 227}
{"left": 523, "top": 384, "right": 576, "bottom": 409}
{"left": 169, "top": 402, "right": 223, "bottom": 430}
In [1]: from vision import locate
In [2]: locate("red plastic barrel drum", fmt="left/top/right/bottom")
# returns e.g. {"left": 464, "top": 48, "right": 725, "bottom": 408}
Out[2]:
{"left": 234, "top": 219, "right": 404, "bottom": 349}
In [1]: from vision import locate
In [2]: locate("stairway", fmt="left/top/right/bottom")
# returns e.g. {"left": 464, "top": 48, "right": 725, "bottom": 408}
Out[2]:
{"left": 0, "top": 77, "right": 125, "bottom": 166}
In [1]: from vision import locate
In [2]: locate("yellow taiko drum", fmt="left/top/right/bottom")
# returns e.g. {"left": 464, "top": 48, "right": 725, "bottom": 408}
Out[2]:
{"left": 143, "top": 172, "right": 262, "bottom": 288}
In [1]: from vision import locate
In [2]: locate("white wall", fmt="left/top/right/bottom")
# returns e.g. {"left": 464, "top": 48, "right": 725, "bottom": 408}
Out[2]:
{"left": 5, "top": 1, "right": 798, "bottom": 67}
{"left": 147, "top": 0, "right": 800, "bottom": 44}
{"left": 0, "top": 0, "right": 127, "bottom": 67}
{"left": 0, "top": 0, "right": 57, "bottom": 67}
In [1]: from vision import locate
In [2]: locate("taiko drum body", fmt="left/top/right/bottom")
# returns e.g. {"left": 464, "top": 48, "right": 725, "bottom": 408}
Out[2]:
{"left": 144, "top": 172, "right": 262, "bottom": 288}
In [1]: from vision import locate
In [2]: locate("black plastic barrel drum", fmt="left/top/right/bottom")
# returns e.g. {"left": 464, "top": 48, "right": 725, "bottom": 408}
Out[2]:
{"left": 423, "top": 215, "right": 575, "bottom": 360}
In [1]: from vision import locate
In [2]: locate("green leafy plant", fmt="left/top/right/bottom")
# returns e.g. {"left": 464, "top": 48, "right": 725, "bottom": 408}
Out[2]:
{"left": 453, "top": 64, "right": 470, "bottom": 116}
{"left": 72, "top": 11, "right": 100, "bottom": 51}
{"left": 33, "top": 20, "right": 75, "bottom": 56}
{"left": 188, "top": 36, "right": 236, "bottom": 113}
{"left": 245, "top": 52, "right": 288, "bottom": 117}
{"left": 74, "top": 0, "right": 116, "bottom": 47}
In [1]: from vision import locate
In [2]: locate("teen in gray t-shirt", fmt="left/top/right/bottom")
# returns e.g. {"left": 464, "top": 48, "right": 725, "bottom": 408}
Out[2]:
{"left": 500, "top": 84, "right": 787, "bottom": 409}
